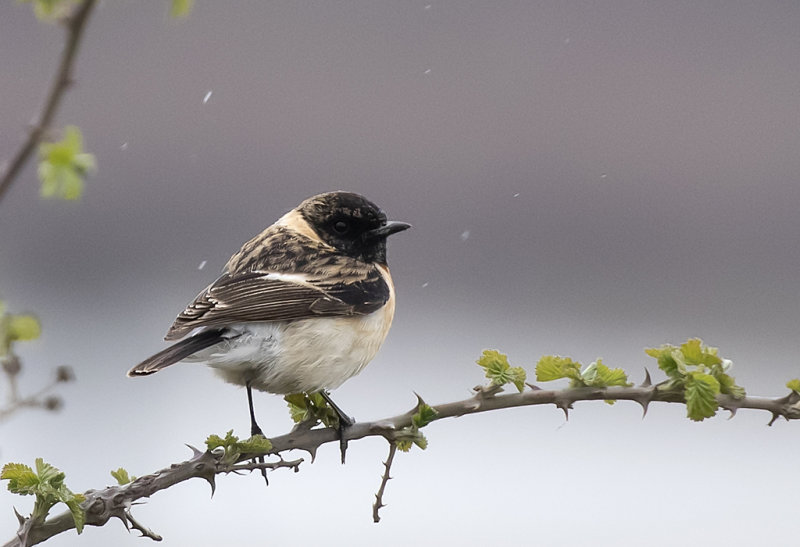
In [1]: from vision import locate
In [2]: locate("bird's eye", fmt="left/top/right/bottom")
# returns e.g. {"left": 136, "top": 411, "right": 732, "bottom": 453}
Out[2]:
{"left": 333, "top": 220, "right": 349, "bottom": 234}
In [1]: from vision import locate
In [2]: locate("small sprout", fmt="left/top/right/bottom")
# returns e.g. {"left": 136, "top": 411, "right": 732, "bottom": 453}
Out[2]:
{"left": 477, "top": 350, "right": 526, "bottom": 392}
{"left": 284, "top": 392, "right": 340, "bottom": 428}
{"left": 205, "top": 430, "right": 272, "bottom": 465}
{"left": 786, "top": 379, "right": 800, "bottom": 394}
{"left": 110, "top": 468, "right": 135, "bottom": 485}
{"left": 1, "top": 458, "right": 86, "bottom": 533}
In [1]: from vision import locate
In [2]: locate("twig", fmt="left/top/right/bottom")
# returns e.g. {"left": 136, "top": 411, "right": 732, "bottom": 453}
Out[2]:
{"left": 0, "top": 0, "right": 97, "bottom": 205}
{"left": 372, "top": 442, "right": 397, "bottom": 523}
{"left": 6, "top": 381, "right": 800, "bottom": 546}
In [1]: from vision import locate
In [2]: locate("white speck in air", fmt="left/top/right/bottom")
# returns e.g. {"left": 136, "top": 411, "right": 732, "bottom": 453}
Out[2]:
{"left": 600, "top": 173, "right": 608, "bottom": 179}
{"left": 460, "top": 230, "right": 470, "bottom": 242}
{"left": 203, "top": 90, "right": 213, "bottom": 104}
{"left": 198, "top": 260, "right": 207, "bottom": 270}
{"left": 421, "top": 282, "right": 429, "bottom": 288}
{"left": 424, "top": 4, "right": 431, "bottom": 10}
{"left": 120, "top": 142, "right": 128, "bottom": 150}
{"left": 513, "top": 192, "right": 520, "bottom": 197}
{"left": 424, "top": 68, "right": 432, "bottom": 75}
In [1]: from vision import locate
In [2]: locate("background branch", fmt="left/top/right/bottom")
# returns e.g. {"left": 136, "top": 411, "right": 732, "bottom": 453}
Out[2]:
{"left": 0, "top": 0, "right": 97, "bottom": 205}
{"left": 6, "top": 380, "right": 800, "bottom": 546}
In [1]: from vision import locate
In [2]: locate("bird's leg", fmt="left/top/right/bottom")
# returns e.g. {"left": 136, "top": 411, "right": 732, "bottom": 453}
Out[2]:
{"left": 319, "top": 390, "right": 354, "bottom": 464}
{"left": 246, "top": 381, "right": 268, "bottom": 485}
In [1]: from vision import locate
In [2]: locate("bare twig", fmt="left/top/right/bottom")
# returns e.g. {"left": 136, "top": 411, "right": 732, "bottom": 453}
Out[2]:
{"left": 0, "top": 0, "right": 97, "bottom": 205}
{"left": 372, "top": 442, "right": 397, "bottom": 523}
{"left": 6, "top": 381, "right": 800, "bottom": 546}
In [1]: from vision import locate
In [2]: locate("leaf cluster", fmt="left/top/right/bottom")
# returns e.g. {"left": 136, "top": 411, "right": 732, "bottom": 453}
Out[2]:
{"left": 37, "top": 126, "right": 96, "bottom": 201}
{"left": 395, "top": 398, "right": 438, "bottom": 452}
{"left": 284, "top": 392, "right": 343, "bottom": 428}
{"left": 1, "top": 458, "right": 85, "bottom": 533}
{"left": 645, "top": 338, "right": 745, "bottom": 421}
{"left": 536, "top": 355, "right": 631, "bottom": 396}
{"left": 477, "top": 350, "right": 526, "bottom": 392}
{"left": 205, "top": 430, "right": 272, "bottom": 465}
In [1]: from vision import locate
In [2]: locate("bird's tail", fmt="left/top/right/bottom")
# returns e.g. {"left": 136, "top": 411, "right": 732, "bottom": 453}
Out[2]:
{"left": 127, "top": 328, "right": 227, "bottom": 377}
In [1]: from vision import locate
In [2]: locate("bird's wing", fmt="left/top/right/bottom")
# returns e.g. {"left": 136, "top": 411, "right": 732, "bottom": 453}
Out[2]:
{"left": 164, "top": 267, "right": 390, "bottom": 340}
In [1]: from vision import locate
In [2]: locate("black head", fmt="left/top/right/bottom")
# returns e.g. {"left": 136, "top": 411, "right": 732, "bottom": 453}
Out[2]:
{"left": 298, "top": 192, "right": 410, "bottom": 264}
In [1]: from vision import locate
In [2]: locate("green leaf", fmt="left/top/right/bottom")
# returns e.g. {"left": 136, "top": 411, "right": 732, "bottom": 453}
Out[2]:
{"left": 477, "top": 350, "right": 526, "bottom": 392}
{"left": 535, "top": 355, "right": 582, "bottom": 382}
{"left": 65, "top": 497, "right": 86, "bottom": 534}
{"left": 395, "top": 440, "right": 412, "bottom": 452}
{"left": 238, "top": 435, "right": 273, "bottom": 454}
{"left": 710, "top": 364, "right": 745, "bottom": 399}
{"left": 205, "top": 430, "right": 271, "bottom": 464}
{"left": 685, "top": 372, "right": 720, "bottom": 421}
{"left": 1, "top": 462, "right": 38, "bottom": 495}
{"left": 787, "top": 379, "right": 800, "bottom": 394}
{"left": 284, "top": 393, "right": 310, "bottom": 423}
{"left": 206, "top": 430, "right": 239, "bottom": 451}
{"left": 412, "top": 401, "right": 438, "bottom": 429}
{"left": 680, "top": 338, "right": 721, "bottom": 366}
{"left": 110, "top": 468, "right": 133, "bottom": 485}
{"left": 37, "top": 126, "right": 96, "bottom": 201}
{"left": 394, "top": 426, "right": 428, "bottom": 452}
{"left": 170, "top": 0, "right": 194, "bottom": 17}
{"left": 8, "top": 314, "right": 41, "bottom": 341}
{"left": 284, "top": 392, "right": 340, "bottom": 428}
{"left": 2, "top": 459, "right": 85, "bottom": 533}
{"left": 34, "top": 458, "right": 64, "bottom": 490}
{"left": 592, "top": 360, "right": 632, "bottom": 387}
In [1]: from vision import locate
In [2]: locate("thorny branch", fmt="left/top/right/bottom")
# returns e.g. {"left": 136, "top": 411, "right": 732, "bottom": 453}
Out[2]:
{"left": 372, "top": 442, "right": 397, "bottom": 523}
{"left": 0, "top": 0, "right": 97, "bottom": 205}
{"left": 6, "top": 378, "right": 800, "bottom": 546}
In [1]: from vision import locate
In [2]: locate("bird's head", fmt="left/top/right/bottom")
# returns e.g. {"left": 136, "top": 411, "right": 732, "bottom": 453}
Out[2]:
{"left": 298, "top": 192, "right": 410, "bottom": 264}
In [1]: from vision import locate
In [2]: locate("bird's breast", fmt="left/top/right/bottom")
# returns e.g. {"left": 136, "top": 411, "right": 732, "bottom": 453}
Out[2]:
{"left": 204, "top": 266, "right": 396, "bottom": 394}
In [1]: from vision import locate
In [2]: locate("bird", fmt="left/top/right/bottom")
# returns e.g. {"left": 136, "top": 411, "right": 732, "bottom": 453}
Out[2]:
{"left": 128, "top": 191, "right": 410, "bottom": 468}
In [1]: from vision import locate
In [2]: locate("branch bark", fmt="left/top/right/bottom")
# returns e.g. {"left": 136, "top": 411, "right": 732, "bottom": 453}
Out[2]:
{"left": 5, "top": 381, "right": 800, "bottom": 546}
{"left": 0, "top": 0, "right": 97, "bottom": 205}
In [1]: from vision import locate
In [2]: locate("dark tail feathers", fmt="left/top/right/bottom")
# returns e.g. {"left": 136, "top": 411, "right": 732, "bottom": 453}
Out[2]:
{"left": 127, "top": 328, "right": 227, "bottom": 377}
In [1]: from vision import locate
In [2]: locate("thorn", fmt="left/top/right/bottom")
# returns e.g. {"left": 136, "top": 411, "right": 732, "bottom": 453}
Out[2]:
{"left": 186, "top": 443, "right": 204, "bottom": 458}
{"left": 640, "top": 368, "right": 652, "bottom": 387}
{"left": 13, "top": 507, "right": 25, "bottom": 526}
{"left": 726, "top": 407, "right": 737, "bottom": 419}
{"left": 413, "top": 391, "right": 427, "bottom": 407}
{"left": 307, "top": 446, "right": 318, "bottom": 464}
{"left": 768, "top": 412, "right": 780, "bottom": 427}
{"left": 638, "top": 399, "right": 650, "bottom": 419}
{"left": 525, "top": 382, "right": 542, "bottom": 391}
{"left": 204, "top": 473, "right": 217, "bottom": 497}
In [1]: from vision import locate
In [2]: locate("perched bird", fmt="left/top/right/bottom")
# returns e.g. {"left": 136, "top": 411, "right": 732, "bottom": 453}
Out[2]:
{"left": 128, "top": 191, "right": 410, "bottom": 465}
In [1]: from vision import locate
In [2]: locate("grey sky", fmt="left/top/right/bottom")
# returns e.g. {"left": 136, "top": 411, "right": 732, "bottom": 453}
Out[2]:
{"left": 2, "top": 2, "right": 800, "bottom": 545}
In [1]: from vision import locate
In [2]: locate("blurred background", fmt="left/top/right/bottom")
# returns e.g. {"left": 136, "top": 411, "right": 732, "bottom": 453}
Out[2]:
{"left": 2, "top": 2, "right": 799, "bottom": 545}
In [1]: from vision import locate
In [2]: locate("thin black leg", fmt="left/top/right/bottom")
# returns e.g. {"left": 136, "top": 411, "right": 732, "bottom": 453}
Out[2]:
{"left": 319, "top": 390, "right": 354, "bottom": 464}
{"left": 246, "top": 381, "right": 268, "bottom": 484}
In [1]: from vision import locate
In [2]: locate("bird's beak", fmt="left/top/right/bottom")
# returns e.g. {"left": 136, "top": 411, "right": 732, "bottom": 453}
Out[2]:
{"left": 364, "top": 220, "right": 412, "bottom": 240}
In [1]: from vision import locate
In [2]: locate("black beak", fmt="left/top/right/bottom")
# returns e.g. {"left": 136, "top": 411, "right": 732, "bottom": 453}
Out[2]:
{"left": 364, "top": 220, "right": 412, "bottom": 241}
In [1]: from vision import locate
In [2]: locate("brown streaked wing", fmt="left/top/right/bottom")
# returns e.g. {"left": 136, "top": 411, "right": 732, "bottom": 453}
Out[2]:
{"left": 164, "top": 269, "right": 389, "bottom": 340}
